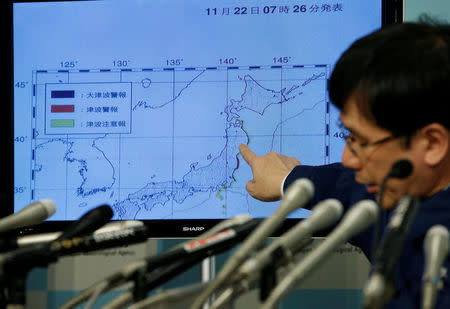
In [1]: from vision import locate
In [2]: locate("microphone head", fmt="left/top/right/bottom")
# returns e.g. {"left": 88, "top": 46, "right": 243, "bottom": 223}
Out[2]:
{"left": 388, "top": 159, "right": 413, "bottom": 179}
{"left": 340, "top": 199, "right": 379, "bottom": 235}
{"left": 426, "top": 224, "right": 450, "bottom": 239}
{"left": 39, "top": 199, "right": 57, "bottom": 218}
{"left": 425, "top": 224, "right": 450, "bottom": 252}
{"left": 321, "top": 199, "right": 344, "bottom": 221}
{"left": 87, "top": 204, "right": 114, "bottom": 220}
{"left": 94, "top": 220, "right": 144, "bottom": 234}
{"left": 232, "top": 214, "right": 253, "bottom": 225}
{"left": 422, "top": 225, "right": 450, "bottom": 309}
{"left": 283, "top": 178, "right": 314, "bottom": 205}
{"left": 57, "top": 204, "right": 113, "bottom": 240}
{"left": 306, "top": 199, "right": 344, "bottom": 231}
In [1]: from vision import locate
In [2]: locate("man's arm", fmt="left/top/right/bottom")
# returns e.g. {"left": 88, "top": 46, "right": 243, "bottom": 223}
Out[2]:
{"left": 239, "top": 144, "right": 367, "bottom": 207}
{"left": 238, "top": 144, "right": 300, "bottom": 202}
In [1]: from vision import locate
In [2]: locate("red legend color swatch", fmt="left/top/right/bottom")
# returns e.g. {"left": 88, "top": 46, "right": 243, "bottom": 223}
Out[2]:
{"left": 51, "top": 105, "right": 75, "bottom": 113}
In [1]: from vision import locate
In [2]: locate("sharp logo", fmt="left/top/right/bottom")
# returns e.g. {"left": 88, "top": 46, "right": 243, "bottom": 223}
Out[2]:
{"left": 183, "top": 226, "right": 205, "bottom": 232}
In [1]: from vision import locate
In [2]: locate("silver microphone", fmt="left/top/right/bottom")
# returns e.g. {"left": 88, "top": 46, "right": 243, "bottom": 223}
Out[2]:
{"left": 261, "top": 199, "right": 378, "bottom": 309}
{"left": 60, "top": 215, "right": 253, "bottom": 309}
{"left": 191, "top": 178, "right": 314, "bottom": 309}
{"left": 422, "top": 225, "right": 450, "bottom": 309}
{"left": 0, "top": 200, "right": 56, "bottom": 233}
{"left": 238, "top": 198, "right": 343, "bottom": 281}
{"left": 210, "top": 199, "right": 343, "bottom": 309}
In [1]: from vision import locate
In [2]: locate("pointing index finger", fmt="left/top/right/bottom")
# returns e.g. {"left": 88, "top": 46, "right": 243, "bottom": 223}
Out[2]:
{"left": 239, "top": 144, "right": 256, "bottom": 165}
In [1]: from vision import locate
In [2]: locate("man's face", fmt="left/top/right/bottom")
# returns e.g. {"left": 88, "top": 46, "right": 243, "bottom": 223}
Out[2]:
{"left": 339, "top": 96, "right": 427, "bottom": 209}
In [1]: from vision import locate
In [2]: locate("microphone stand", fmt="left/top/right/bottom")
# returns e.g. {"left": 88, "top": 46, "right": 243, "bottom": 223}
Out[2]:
{"left": 0, "top": 286, "right": 6, "bottom": 309}
{"left": 102, "top": 254, "right": 206, "bottom": 309}
{"left": 371, "top": 159, "right": 413, "bottom": 262}
{"left": 363, "top": 163, "right": 408, "bottom": 309}
{"left": 371, "top": 177, "right": 388, "bottom": 263}
{"left": 259, "top": 261, "right": 277, "bottom": 302}
{"left": 131, "top": 267, "right": 148, "bottom": 303}
{"left": 201, "top": 256, "right": 216, "bottom": 309}
{"left": 104, "top": 235, "right": 245, "bottom": 309}
{"left": 1, "top": 244, "right": 55, "bottom": 309}
{"left": 6, "top": 272, "right": 26, "bottom": 309}
{"left": 4, "top": 265, "right": 33, "bottom": 309}
{"left": 259, "top": 246, "right": 284, "bottom": 302}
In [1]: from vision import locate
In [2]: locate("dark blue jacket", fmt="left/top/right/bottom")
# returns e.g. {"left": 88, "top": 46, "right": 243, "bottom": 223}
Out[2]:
{"left": 284, "top": 163, "right": 450, "bottom": 309}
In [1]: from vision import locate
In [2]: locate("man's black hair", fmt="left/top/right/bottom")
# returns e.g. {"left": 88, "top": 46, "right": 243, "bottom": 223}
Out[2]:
{"left": 328, "top": 20, "right": 450, "bottom": 138}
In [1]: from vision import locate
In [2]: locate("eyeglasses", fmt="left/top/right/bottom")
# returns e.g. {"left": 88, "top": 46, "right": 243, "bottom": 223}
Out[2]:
{"left": 338, "top": 122, "right": 397, "bottom": 157}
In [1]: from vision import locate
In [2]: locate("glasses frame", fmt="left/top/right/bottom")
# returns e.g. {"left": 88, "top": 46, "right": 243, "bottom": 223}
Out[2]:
{"left": 338, "top": 121, "right": 397, "bottom": 157}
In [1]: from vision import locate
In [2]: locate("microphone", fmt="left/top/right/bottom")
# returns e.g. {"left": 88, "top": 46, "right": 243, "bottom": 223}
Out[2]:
{"left": 59, "top": 215, "right": 256, "bottom": 309}
{"left": 372, "top": 159, "right": 414, "bottom": 263}
{"left": 0, "top": 220, "right": 144, "bottom": 252}
{"left": 237, "top": 199, "right": 343, "bottom": 281}
{"left": 363, "top": 195, "right": 420, "bottom": 309}
{"left": 0, "top": 200, "right": 56, "bottom": 234}
{"left": 0, "top": 223, "right": 149, "bottom": 308}
{"left": 209, "top": 199, "right": 343, "bottom": 309}
{"left": 422, "top": 225, "right": 450, "bottom": 309}
{"left": 100, "top": 220, "right": 262, "bottom": 309}
{"left": 55, "top": 204, "right": 113, "bottom": 240}
{"left": 261, "top": 199, "right": 379, "bottom": 309}
{"left": 132, "top": 258, "right": 209, "bottom": 305}
{"left": 377, "top": 159, "right": 413, "bottom": 209}
{"left": 93, "top": 220, "right": 144, "bottom": 234}
{"left": 200, "top": 214, "right": 252, "bottom": 238}
{"left": 0, "top": 224, "right": 150, "bottom": 277}
{"left": 191, "top": 178, "right": 314, "bottom": 309}
{"left": 385, "top": 159, "right": 413, "bottom": 179}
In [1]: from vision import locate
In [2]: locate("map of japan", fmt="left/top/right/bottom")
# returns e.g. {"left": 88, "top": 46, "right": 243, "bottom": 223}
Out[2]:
{"left": 30, "top": 65, "right": 333, "bottom": 220}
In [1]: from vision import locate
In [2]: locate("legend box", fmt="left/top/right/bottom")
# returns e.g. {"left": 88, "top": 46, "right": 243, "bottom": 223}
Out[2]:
{"left": 45, "top": 82, "right": 132, "bottom": 135}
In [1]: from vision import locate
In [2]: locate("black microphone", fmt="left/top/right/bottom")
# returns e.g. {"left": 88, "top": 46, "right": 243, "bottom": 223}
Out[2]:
{"left": 138, "top": 218, "right": 261, "bottom": 277}
{"left": 0, "top": 221, "right": 144, "bottom": 253}
{"left": 59, "top": 217, "right": 260, "bottom": 309}
{"left": 0, "top": 232, "right": 61, "bottom": 253}
{"left": 103, "top": 220, "right": 262, "bottom": 309}
{"left": 0, "top": 204, "right": 114, "bottom": 308}
{"left": 378, "top": 159, "right": 413, "bottom": 208}
{"left": 55, "top": 204, "right": 113, "bottom": 240}
{"left": 102, "top": 254, "right": 208, "bottom": 309}
{"left": 0, "top": 225, "right": 150, "bottom": 276}
{"left": 0, "top": 200, "right": 56, "bottom": 234}
{"left": 385, "top": 159, "right": 413, "bottom": 179}
{"left": 363, "top": 195, "right": 420, "bottom": 309}
{"left": 372, "top": 159, "right": 414, "bottom": 263}
{"left": 88, "top": 219, "right": 262, "bottom": 309}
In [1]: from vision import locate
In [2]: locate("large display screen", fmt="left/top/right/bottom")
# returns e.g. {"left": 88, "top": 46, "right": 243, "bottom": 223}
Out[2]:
{"left": 12, "top": 0, "right": 399, "bottom": 234}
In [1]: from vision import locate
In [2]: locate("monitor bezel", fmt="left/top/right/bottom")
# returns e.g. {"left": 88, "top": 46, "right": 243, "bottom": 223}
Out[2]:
{"left": 7, "top": 0, "right": 404, "bottom": 237}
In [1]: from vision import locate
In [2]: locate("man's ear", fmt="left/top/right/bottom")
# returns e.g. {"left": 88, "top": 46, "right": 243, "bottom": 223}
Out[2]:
{"left": 421, "top": 123, "right": 450, "bottom": 166}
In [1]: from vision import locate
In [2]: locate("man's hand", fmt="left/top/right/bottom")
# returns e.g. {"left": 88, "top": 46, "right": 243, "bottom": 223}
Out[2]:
{"left": 239, "top": 144, "right": 301, "bottom": 202}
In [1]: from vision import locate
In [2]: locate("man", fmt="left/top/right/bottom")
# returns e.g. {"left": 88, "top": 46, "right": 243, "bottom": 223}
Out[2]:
{"left": 239, "top": 21, "right": 450, "bottom": 308}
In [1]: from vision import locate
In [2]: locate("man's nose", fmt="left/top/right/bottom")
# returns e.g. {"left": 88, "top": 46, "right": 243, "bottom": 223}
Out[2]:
{"left": 342, "top": 144, "right": 363, "bottom": 170}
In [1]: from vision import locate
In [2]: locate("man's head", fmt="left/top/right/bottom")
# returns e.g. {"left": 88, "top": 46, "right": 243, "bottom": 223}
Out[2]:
{"left": 328, "top": 21, "right": 450, "bottom": 209}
